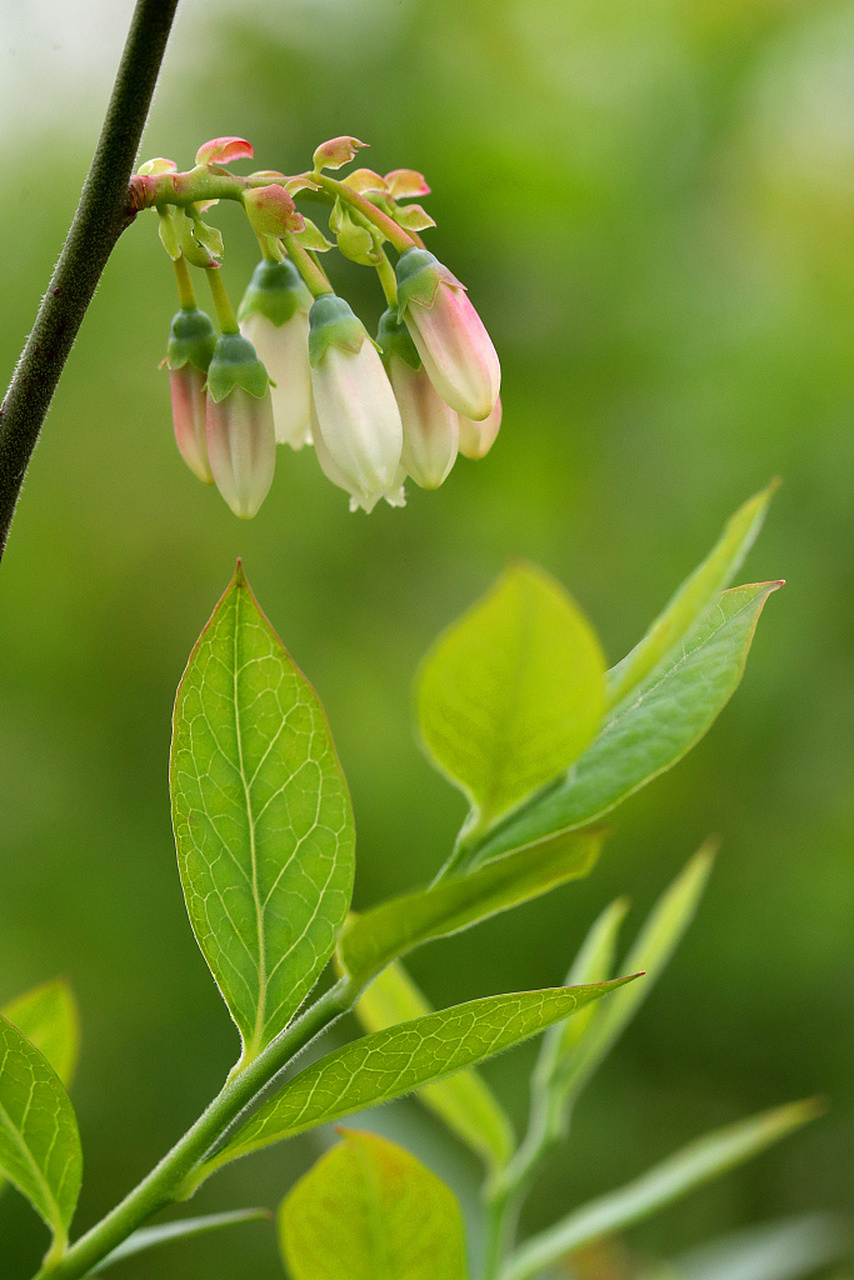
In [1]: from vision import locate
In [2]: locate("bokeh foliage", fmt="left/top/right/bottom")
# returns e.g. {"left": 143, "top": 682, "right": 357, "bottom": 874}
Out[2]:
{"left": 0, "top": 0, "right": 852, "bottom": 1276}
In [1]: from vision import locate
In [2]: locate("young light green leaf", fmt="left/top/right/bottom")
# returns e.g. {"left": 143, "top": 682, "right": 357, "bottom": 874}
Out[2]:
{"left": 170, "top": 564, "right": 355, "bottom": 1066}
{"left": 550, "top": 847, "right": 714, "bottom": 1105}
{"left": 339, "top": 828, "right": 603, "bottom": 987}
{"left": 607, "top": 482, "right": 778, "bottom": 709}
{"left": 499, "top": 1100, "right": 823, "bottom": 1280}
{"left": 89, "top": 1208, "right": 269, "bottom": 1273}
{"left": 666, "top": 1212, "right": 849, "bottom": 1280}
{"left": 187, "top": 979, "right": 636, "bottom": 1187}
{"left": 417, "top": 564, "right": 607, "bottom": 835}
{"left": 2, "top": 978, "right": 80, "bottom": 1088}
{"left": 279, "top": 1130, "right": 468, "bottom": 1280}
{"left": 477, "top": 583, "right": 779, "bottom": 860}
{"left": 0, "top": 1014, "right": 82, "bottom": 1252}
{"left": 0, "top": 979, "right": 80, "bottom": 1202}
{"left": 353, "top": 959, "right": 515, "bottom": 1172}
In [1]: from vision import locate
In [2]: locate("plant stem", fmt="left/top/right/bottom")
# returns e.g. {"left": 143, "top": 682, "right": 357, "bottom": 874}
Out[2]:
{"left": 313, "top": 173, "right": 416, "bottom": 254}
{"left": 31, "top": 977, "right": 357, "bottom": 1280}
{"left": 172, "top": 255, "right": 197, "bottom": 310}
{"left": 205, "top": 268, "right": 239, "bottom": 334}
{"left": 283, "top": 232, "right": 334, "bottom": 298}
{"left": 374, "top": 249, "right": 398, "bottom": 308}
{"left": 0, "top": 0, "right": 180, "bottom": 561}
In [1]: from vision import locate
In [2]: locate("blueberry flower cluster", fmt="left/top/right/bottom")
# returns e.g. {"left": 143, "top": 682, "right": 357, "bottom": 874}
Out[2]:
{"left": 135, "top": 136, "right": 501, "bottom": 517}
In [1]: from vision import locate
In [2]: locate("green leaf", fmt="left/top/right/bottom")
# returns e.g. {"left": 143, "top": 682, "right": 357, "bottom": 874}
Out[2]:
{"left": 170, "top": 564, "right": 355, "bottom": 1066}
{"left": 549, "top": 848, "right": 714, "bottom": 1106}
{"left": 477, "top": 583, "right": 780, "bottom": 860}
{"left": 279, "top": 1130, "right": 468, "bottom": 1280}
{"left": 339, "top": 828, "right": 603, "bottom": 987}
{"left": 532, "top": 896, "right": 629, "bottom": 1094}
{"left": 499, "top": 1100, "right": 822, "bottom": 1280}
{"left": 89, "top": 1208, "right": 270, "bottom": 1273}
{"left": 665, "top": 1212, "right": 849, "bottom": 1280}
{"left": 353, "top": 959, "right": 515, "bottom": 1172}
{"left": 188, "top": 979, "right": 636, "bottom": 1188}
{"left": 607, "top": 482, "right": 778, "bottom": 708}
{"left": 417, "top": 564, "right": 606, "bottom": 836}
{"left": 0, "top": 1013, "right": 82, "bottom": 1252}
{"left": 1, "top": 979, "right": 79, "bottom": 1089}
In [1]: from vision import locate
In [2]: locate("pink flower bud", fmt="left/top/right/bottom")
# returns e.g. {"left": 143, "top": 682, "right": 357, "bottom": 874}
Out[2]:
{"left": 395, "top": 248, "right": 500, "bottom": 421}
{"left": 308, "top": 296, "right": 403, "bottom": 512}
{"left": 205, "top": 333, "right": 276, "bottom": 518}
{"left": 206, "top": 388, "right": 276, "bottom": 519}
{"left": 170, "top": 365, "right": 213, "bottom": 484}
{"left": 389, "top": 355, "right": 459, "bottom": 489}
{"left": 458, "top": 395, "right": 502, "bottom": 460}
{"left": 242, "top": 185, "right": 304, "bottom": 236}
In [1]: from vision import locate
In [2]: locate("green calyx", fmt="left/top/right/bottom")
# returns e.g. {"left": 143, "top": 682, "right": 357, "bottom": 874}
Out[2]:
{"left": 237, "top": 258, "right": 312, "bottom": 328}
{"left": 394, "top": 247, "right": 463, "bottom": 319}
{"left": 376, "top": 307, "right": 421, "bottom": 370}
{"left": 308, "top": 294, "right": 368, "bottom": 367}
{"left": 206, "top": 332, "right": 270, "bottom": 402}
{"left": 166, "top": 307, "right": 217, "bottom": 372}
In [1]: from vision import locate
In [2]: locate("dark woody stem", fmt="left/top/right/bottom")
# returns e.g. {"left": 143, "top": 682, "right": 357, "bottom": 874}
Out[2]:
{"left": 0, "top": 0, "right": 180, "bottom": 561}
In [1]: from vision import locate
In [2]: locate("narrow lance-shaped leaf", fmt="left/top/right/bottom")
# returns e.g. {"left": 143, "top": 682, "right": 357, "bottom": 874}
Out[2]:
{"left": 339, "top": 828, "right": 603, "bottom": 987}
{"left": 607, "top": 482, "right": 778, "bottom": 709}
{"left": 477, "top": 583, "right": 780, "bottom": 860}
{"left": 549, "top": 847, "right": 714, "bottom": 1106}
{"left": 417, "top": 564, "right": 607, "bottom": 837}
{"left": 499, "top": 1101, "right": 823, "bottom": 1280}
{"left": 89, "top": 1208, "right": 270, "bottom": 1274}
{"left": 170, "top": 564, "right": 355, "bottom": 1066}
{"left": 664, "top": 1212, "right": 850, "bottom": 1280}
{"left": 185, "top": 979, "right": 638, "bottom": 1190}
{"left": 279, "top": 1131, "right": 468, "bottom": 1280}
{"left": 352, "top": 958, "right": 515, "bottom": 1173}
{"left": 0, "top": 1014, "right": 82, "bottom": 1255}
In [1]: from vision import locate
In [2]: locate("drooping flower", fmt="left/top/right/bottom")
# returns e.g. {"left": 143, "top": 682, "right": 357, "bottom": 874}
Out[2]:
{"left": 395, "top": 247, "right": 500, "bottom": 421}
{"left": 238, "top": 259, "right": 313, "bottom": 449}
{"left": 458, "top": 396, "right": 502, "bottom": 460}
{"left": 378, "top": 308, "right": 458, "bottom": 490}
{"left": 165, "top": 307, "right": 218, "bottom": 484}
{"left": 308, "top": 294, "right": 403, "bottom": 512}
{"left": 205, "top": 332, "right": 276, "bottom": 518}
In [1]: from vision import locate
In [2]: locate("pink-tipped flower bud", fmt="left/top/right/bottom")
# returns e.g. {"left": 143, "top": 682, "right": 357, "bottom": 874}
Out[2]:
{"left": 205, "top": 333, "right": 276, "bottom": 518}
{"left": 308, "top": 295, "right": 403, "bottom": 512}
{"left": 378, "top": 308, "right": 458, "bottom": 490}
{"left": 165, "top": 307, "right": 218, "bottom": 484}
{"left": 458, "top": 396, "right": 502, "bottom": 460}
{"left": 395, "top": 247, "right": 500, "bottom": 421}
{"left": 238, "top": 259, "right": 313, "bottom": 449}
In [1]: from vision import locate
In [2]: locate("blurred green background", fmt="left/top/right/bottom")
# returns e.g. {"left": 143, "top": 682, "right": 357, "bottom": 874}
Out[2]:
{"left": 1, "top": 0, "right": 852, "bottom": 1275}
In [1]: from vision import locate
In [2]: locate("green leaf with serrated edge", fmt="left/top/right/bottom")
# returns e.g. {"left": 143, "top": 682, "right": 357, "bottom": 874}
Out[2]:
{"left": 417, "top": 564, "right": 607, "bottom": 837}
{"left": 499, "top": 1101, "right": 822, "bottom": 1280}
{"left": 170, "top": 564, "right": 355, "bottom": 1066}
{"left": 279, "top": 1130, "right": 467, "bottom": 1280}
{"left": 339, "top": 828, "right": 603, "bottom": 987}
{"left": 607, "top": 482, "right": 778, "bottom": 710}
{"left": 186, "top": 980, "right": 637, "bottom": 1189}
{"left": 353, "top": 959, "right": 515, "bottom": 1172}
{"left": 0, "top": 1014, "right": 82, "bottom": 1252}
{"left": 89, "top": 1208, "right": 269, "bottom": 1273}
{"left": 476, "top": 583, "right": 779, "bottom": 861}
{"left": 550, "top": 848, "right": 714, "bottom": 1105}
{"left": 1, "top": 979, "right": 79, "bottom": 1089}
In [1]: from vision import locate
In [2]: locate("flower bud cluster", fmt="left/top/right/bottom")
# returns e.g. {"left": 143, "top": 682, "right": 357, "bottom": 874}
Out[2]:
{"left": 148, "top": 136, "right": 501, "bottom": 517}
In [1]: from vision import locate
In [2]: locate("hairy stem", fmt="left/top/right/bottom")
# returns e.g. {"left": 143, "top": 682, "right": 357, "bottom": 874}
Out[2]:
{"left": 31, "top": 977, "right": 357, "bottom": 1280}
{"left": 0, "top": 0, "right": 180, "bottom": 559}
